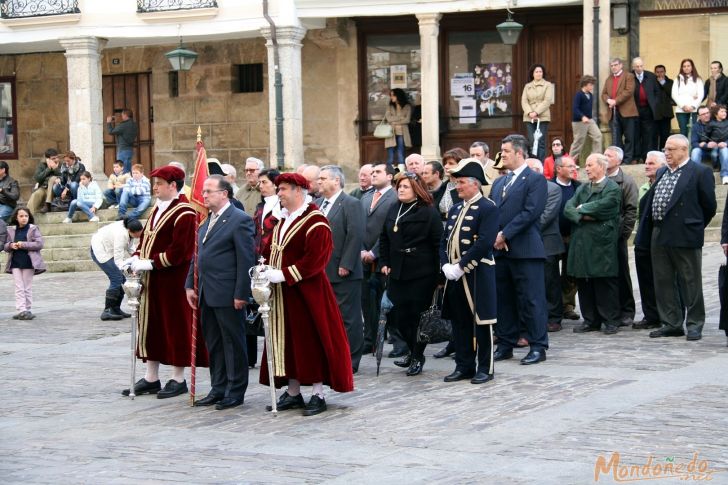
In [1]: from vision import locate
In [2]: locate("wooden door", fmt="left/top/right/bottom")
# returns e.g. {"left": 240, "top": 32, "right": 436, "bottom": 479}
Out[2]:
{"left": 102, "top": 72, "right": 153, "bottom": 174}
{"left": 526, "top": 25, "right": 584, "bottom": 152}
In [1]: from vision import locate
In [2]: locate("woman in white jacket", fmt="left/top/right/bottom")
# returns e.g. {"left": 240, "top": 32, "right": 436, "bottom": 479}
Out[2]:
{"left": 91, "top": 218, "right": 143, "bottom": 321}
{"left": 672, "top": 58, "right": 704, "bottom": 136}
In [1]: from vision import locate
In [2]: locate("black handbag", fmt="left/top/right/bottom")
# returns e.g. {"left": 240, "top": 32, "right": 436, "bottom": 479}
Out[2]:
{"left": 417, "top": 288, "right": 452, "bottom": 344}
{"left": 246, "top": 300, "right": 264, "bottom": 337}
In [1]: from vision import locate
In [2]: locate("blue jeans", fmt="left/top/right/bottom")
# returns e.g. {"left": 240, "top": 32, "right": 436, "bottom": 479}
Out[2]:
{"left": 119, "top": 190, "right": 151, "bottom": 218}
{"left": 90, "top": 249, "right": 125, "bottom": 291}
{"left": 104, "top": 188, "right": 122, "bottom": 205}
{"left": 676, "top": 112, "right": 697, "bottom": 137}
{"left": 53, "top": 181, "right": 79, "bottom": 200}
{"left": 713, "top": 147, "right": 728, "bottom": 177}
{"left": 386, "top": 135, "right": 406, "bottom": 168}
{"left": 68, "top": 199, "right": 95, "bottom": 220}
{"left": 117, "top": 149, "right": 133, "bottom": 174}
{"left": 0, "top": 203, "right": 12, "bottom": 220}
{"left": 691, "top": 147, "right": 714, "bottom": 164}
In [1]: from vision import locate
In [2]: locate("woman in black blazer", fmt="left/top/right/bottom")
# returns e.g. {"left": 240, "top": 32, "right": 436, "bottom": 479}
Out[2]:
{"left": 379, "top": 172, "right": 443, "bottom": 375}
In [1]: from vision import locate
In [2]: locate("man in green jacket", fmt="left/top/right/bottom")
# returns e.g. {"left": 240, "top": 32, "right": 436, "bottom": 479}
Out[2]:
{"left": 27, "top": 148, "right": 62, "bottom": 213}
{"left": 564, "top": 153, "right": 622, "bottom": 335}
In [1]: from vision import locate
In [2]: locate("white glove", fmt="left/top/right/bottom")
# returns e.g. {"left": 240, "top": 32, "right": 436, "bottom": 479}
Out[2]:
{"left": 122, "top": 255, "right": 139, "bottom": 270}
{"left": 263, "top": 269, "right": 285, "bottom": 284}
{"left": 442, "top": 263, "right": 464, "bottom": 281}
{"left": 131, "top": 259, "right": 153, "bottom": 273}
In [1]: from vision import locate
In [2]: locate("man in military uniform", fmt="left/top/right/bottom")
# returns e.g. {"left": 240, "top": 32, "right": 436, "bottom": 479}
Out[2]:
{"left": 440, "top": 158, "right": 500, "bottom": 384}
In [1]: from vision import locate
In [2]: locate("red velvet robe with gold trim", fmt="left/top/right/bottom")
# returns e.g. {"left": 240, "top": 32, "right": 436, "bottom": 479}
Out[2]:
{"left": 135, "top": 197, "right": 209, "bottom": 367}
{"left": 259, "top": 203, "right": 354, "bottom": 392}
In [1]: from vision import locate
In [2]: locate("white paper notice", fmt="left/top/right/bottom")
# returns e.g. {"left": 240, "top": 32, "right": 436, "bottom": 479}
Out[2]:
{"left": 451, "top": 75, "right": 474, "bottom": 97}
{"left": 390, "top": 65, "right": 408, "bottom": 89}
{"left": 459, "top": 98, "right": 476, "bottom": 124}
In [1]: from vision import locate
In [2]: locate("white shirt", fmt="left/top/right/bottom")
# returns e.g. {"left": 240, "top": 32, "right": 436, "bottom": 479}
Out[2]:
{"left": 321, "top": 189, "right": 343, "bottom": 216}
{"left": 668, "top": 158, "right": 690, "bottom": 173}
{"left": 152, "top": 194, "right": 180, "bottom": 228}
{"left": 279, "top": 199, "right": 310, "bottom": 240}
{"left": 592, "top": 176, "right": 607, "bottom": 185}
{"left": 212, "top": 201, "right": 231, "bottom": 218}
{"left": 555, "top": 177, "right": 572, "bottom": 187}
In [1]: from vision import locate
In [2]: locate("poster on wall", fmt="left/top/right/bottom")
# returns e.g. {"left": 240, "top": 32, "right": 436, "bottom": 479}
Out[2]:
{"left": 451, "top": 73, "right": 475, "bottom": 97}
{"left": 458, "top": 98, "right": 477, "bottom": 124}
{"left": 390, "top": 65, "right": 408, "bottom": 89}
{"left": 473, "top": 63, "right": 512, "bottom": 118}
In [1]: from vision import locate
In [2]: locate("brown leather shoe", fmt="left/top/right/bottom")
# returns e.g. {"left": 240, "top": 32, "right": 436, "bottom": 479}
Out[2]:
{"left": 547, "top": 322, "right": 562, "bottom": 332}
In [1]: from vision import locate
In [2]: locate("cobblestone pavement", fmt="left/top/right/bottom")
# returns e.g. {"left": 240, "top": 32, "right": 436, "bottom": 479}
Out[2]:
{"left": 1, "top": 245, "right": 727, "bottom": 484}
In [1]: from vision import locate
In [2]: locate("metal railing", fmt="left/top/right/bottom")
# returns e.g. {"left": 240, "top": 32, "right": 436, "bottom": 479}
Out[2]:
{"left": 1, "top": 0, "right": 79, "bottom": 19}
{"left": 137, "top": 0, "right": 217, "bottom": 13}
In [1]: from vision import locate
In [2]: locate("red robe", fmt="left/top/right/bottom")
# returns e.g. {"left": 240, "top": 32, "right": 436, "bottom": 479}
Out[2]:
{"left": 259, "top": 203, "right": 354, "bottom": 392}
{"left": 135, "top": 197, "right": 208, "bottom": 367}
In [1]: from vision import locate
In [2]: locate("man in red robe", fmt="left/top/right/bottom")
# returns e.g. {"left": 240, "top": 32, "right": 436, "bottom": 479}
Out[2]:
{"left": 259, "top": 173, "right": 354, "bottom": 416}
{"left": 122, "top": 165, "right": 208, "bottom": 399}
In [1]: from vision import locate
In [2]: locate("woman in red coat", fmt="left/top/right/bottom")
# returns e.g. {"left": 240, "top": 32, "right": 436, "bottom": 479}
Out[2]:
{"left": 543, "top": 137, "right": 569, "bottom": 179}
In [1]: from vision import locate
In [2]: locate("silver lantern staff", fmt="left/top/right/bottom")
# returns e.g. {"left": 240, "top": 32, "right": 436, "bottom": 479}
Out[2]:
{"left": 122, "top": 268, "right": 145, "bottom": 400}
{"left": 249, "top": 257, "right": 277, "bottom": 414}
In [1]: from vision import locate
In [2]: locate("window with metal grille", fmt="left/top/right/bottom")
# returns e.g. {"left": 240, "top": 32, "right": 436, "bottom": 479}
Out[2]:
{"left": 234, "top": 64, "right": 264, "bottom": 93}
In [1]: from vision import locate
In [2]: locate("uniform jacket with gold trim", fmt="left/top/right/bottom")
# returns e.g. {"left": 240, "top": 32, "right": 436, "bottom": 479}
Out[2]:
{"left": 440, "top": 193, "right": 500, "bottom": 325}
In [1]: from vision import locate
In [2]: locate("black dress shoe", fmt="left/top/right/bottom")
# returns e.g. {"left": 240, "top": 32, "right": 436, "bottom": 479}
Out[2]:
{"left": 493, "top": 348, "right": 513, "bottom": 361}
{"left": 406, "top": 356, "right": 425, "bottom": 376}
{"left": 603, "top": 324, "right": 619, "bottom": 335}
{"left": 388, "top": 348, "right": 408, "bottom": 358}
{"left": 619, "top": 317, "right": 633, "bottom": 327}
{"left": 266, "top": 391, "right": 305, "bottom": 411}
{"left": 443, "top": 370, "right": 474, "bottom": 382}
{"left": 520, "top": 349, "right": 546, "bottom": 365}
{"left": 686, "top": 330, "right": 702, "bottom": 341}
{"left": 156, "top": 379, "right": 188, "bottom": 399}
{"left": 394, "top": 353, "right": 412, "bottom": 368}
{"left": 632, "top": 320, "right": 661, "bottom": 329}
{"left": 573, "top": 323, "right": 600, "bottom": 333}
{"left": 563, "top": 309, "right": 580, "bottom": 320}
{"left": 649, "top": 328, "right": 685, "bottom": 338}
{"left": 470, "top": 372, "right": 494, "bottom": 384}
{"left": 215, "top": 397, "right": 244, "bottom": 410}
{"left": 121, "top": 378, "right": 161, "bottom": 396}
{"left": 302, "top": 395, "right": 327, "bottom": 416}
{"left": 194, "top": 393, "right": 223, "bottom": 406}
{"left": 433, "top": 346, "right": 455, "bottom": 359}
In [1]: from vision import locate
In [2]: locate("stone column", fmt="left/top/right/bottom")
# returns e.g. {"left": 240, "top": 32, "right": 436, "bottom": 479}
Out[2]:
{"left": 598, "top": 0, "right": 611, "bottom": 127}
{"left": 417, "top": 13, "right": 442, "bottom": 161}
{"left": 261, "top": 25, "right": 306, "bottom": 169}
{"left": 59, "top": 36, "right": 107, "bottom": 180}
{"left": 582, "top": 0, "right": 594, "bottom": 77}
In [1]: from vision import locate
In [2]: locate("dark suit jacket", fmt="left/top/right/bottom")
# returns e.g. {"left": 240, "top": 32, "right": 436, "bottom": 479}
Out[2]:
{"left": 541, "top": 181, "right": 564, "bottom": 257}
{"left": 318, "top": 192, "right": 364, "bottom": 283}
{"left": 361, "top": 187, "right": 397, "bottom": 265}
{"left": 635, "top": 161, "right": 717, "bottom": 249}
{"left": 704, "top": 74, "right": 728, "bottom": 106}
{"left": 633, "top": 70, "right": 661, "bottom": 117}
{"left": 490, "top": 165, "right": 548, "bottom": 259}
{"left": 655, "top": 77, "right": 675, "bottom": 120}
{"left": 601, "top": 72, "right": 638, "bottom": 118}
{"left": 185, "top": 204, "right": 256, "bottom": 307}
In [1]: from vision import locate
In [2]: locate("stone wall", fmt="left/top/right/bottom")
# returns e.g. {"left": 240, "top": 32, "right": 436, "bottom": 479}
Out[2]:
{"left": 0, "top": 53, "right": 69, "bottom": 200}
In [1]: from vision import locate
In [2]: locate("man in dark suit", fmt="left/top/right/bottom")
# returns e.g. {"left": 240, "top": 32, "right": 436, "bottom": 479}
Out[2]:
{"left": 317, "top": 165, "right": 365, "bottom": 372}
{"left": 526, "top": 158, "right": 564, "bottom": 332}
{"left": 654, "top": 65, "right": 675, "bottom": 150}
{"left": 632, "top": 57, "right": 661, "bottom": 163}
{"left": 185, "top": 175, "right": 256, "bottom": 410}
{"left": 360, "top": 164, "right": 402, "bottom": 355}
{"left": 553, "top": 156, "right": 581, "bottom": 321}
{"left": 602, "top": 58, "right": 638, "bottom": 164}
{"left": 637, "top": 134, "right": 716, "bottom": 341}
{"left": 490, "top": 134, "right": 549, "bottom": 364}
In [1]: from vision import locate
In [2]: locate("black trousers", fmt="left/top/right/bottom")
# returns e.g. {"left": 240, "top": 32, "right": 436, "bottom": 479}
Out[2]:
{"left": 576, "top": 277, "right": 620, "bottom": 329}
{"left": 636, "top": 106, "right": 656, "bottom": 162}
{"left": 332, "top": 279, "right": 364, "bottom": 372}
{"left": 545, "top": 254, "right": 564, "bottom": 323}
{"left": 200, "top": 301, "right": 249, "bottom": 400}
{"left": 444, "top": 279, "right": 493, "bottom": 375}
{"left": 617, "top": 236, "right": 636, "bottom": 321}
{"left": 611, "top": 112, "right": 637, "bottom": 164}
{"left": 634, "top": 244, "right": 659, "bottom": 323}
{"left": 655, "top": 118, "right": 672, "bottom": 150}
{"left": 560, "top": 244, "right": 578, "bottom": 311}
{"left": 246, "top": 335, "right": 257, "bottom": 367}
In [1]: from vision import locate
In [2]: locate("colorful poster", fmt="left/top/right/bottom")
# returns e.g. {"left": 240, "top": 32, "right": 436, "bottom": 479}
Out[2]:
{"left": 390, "top": 65, "right": 408, "bottom": 89}
{"left": 473, "top": 63, "right": 512, "bottom": 118}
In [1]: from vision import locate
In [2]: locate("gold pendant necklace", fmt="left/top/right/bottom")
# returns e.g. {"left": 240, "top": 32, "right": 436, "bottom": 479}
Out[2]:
{"left": 393, "top": 201, "right": 416, "bottom": 233}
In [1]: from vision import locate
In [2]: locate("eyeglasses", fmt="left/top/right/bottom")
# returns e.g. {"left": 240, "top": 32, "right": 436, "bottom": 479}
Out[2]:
{"left": 552, "top": 143, "right": 562, "bottom": 147}
{"left": 244, "top": 169, "right": 258, "bottom": 173}
{"left": 201, "top": 189, "right": 225, "bottom": 195}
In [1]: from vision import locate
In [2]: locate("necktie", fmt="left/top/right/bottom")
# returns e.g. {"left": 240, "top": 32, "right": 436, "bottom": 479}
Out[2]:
{"left": 370, "top": 191, "right": 382, "bottom": 210}
{"left": 203, "top": 212, "right": 219, "bottom": 243}
{"left": 502, "top": 173, "right": 514, "bottom": 197}
{"left": 321, "top": 200, "right": 330, "bottom": 216}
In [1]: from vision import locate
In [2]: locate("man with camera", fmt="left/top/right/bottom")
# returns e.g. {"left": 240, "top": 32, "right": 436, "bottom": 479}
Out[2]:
{"left": 107, "top": 109, "right": 138, "bottom": 174}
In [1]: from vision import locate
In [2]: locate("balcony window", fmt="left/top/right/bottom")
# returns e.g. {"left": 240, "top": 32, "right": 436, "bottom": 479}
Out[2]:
{"left": 137, "top": 0, "right": 218, "bottom": 13}
{"left": 0, "top": 0, "right": 79, "bottom": 18}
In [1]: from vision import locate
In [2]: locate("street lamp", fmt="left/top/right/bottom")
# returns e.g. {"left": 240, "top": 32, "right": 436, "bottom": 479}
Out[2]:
{"left": 165, "top": 43, "right": 198, "bottom": 71}
{"left": 496, "top": 1, "right": 523, "bottom": 45}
